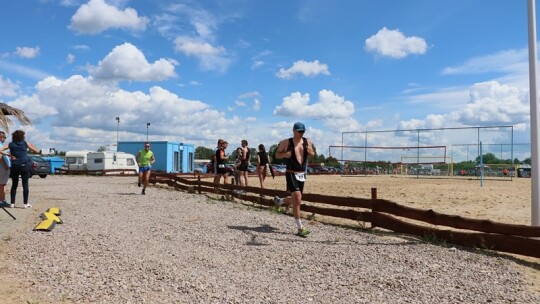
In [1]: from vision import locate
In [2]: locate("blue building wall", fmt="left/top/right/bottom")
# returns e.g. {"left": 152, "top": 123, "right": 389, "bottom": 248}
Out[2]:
{"left": 118, "top": 141, "right": 195, "bottom": 173}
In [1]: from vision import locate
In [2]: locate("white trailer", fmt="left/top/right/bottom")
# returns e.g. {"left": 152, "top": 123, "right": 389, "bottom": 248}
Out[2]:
{"left": 62, "top": 150, "right": 92, "bottom": 171}
{"left": 86, "top": 151, "right": 138, "bottom": 174}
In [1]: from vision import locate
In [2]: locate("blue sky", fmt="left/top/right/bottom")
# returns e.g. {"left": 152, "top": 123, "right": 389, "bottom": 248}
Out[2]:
{"left": 0, "top": 0, "right": 536, "bottom": 160}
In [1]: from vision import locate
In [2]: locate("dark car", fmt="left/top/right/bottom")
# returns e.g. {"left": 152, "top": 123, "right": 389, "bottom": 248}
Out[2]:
{"left": 205, "top": 162, "right": 234, "bottom": 176}
{"left": 309, "top": 165, "right": 330, "bottom": 173}
{"left": 28, "top": 155, "right": 50, "bottom": 178}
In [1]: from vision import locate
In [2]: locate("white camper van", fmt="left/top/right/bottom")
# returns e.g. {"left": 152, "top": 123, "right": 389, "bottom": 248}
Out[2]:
{"left": 62, "top": 150, "right": 92, "bottom": 171}
{"left": 86, "top": 151, "right": 138, "bottom": 174}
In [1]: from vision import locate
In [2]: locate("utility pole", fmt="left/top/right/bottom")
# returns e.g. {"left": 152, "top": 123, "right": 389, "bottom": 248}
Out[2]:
{"left": 528, "top": 0, "right": 539, "bottom": 226}
{"left": 115, "top": 116, "right": 120, "bottom": 151}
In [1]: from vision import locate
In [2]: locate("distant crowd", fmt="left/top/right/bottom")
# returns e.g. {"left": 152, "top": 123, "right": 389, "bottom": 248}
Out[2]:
{"left": 212, "top": 139, "right": 271, "bottom": 189}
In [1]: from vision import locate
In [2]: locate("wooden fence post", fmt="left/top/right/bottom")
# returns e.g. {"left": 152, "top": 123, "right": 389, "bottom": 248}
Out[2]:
{"left": 371, "top": 188, "right": 377, "bottom": 199}
{"left": 197, "top": 175, "right": 201, "bottom": 194}
{"left": 371, "top": 187, "right": 377, "bottom": 229}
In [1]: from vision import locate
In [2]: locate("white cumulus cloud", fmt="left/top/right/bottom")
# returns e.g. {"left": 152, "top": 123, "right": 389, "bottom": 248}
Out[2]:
{"left": 66, "top": 53, "right": 75, "bottom": 64}
{"left": 69, "top": 0, "right": 148, "bottom": 34}
{"left": 276, "top": 60, "right": 330, "bottom": 79}
{"left": 0, "top": 75, "right": 19, "bottom": 97}
{"left": 174, "top": 36, "right": 230, "bottom": 72}
{"left": 14, "top": 46, "right": 40, "bottom": 59}
{"left": 365, "top": 27, "right": 427, "bottom": 59}
{"left": 398, "top": 81, "right": 529, "bottom": 129}
{"left": 88, "top": 43, "right": 177, "bottom": 82}
{"left": 9, "top": 74, "right": 242, "bottom": 150}
{"left": 274, "top": 89, "right": 354, "bottom": 119}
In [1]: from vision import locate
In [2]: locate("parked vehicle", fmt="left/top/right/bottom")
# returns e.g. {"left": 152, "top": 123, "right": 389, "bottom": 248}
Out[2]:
{"left": 247, "top": 164, "right": 257, "bottom": 173}
{"left": 271, "top": 164, "right": 286, "bottom": 173}
{"left": 517, "top": 167, "right": 531, "bottom": 178}
{"left": 86, "top": 151, "right": 138, "bottom": 174}
{"left": 193, "top": 163, "right": 206, "bottom": 173}
{"left": 29, "top": 155, "right": 51, "bottom": 178}
{"left": 309, "top": 165, "right": 330, "bottom": 173}
{"left": 62, "top": 150, "right": 92, "bottom": 171}
{"left": 206, "top": 162, "right": 234, "bottom": 176}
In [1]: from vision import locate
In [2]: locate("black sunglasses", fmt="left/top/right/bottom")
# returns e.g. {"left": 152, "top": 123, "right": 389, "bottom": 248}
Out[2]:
{"left": 296, "top": 130, "right": 305, "bottom": 134}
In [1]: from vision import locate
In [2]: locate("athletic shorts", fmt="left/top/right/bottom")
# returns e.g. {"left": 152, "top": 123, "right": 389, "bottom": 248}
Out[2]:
{"left": 217, "top": 168, "right": 228, "bottom": 175}
{"left": 0, "top": 168, "right": 9, "bottom": 184}
{"left": 139, "top": 165, "right": 151, "bottom": 173}
{"left": 238, "top": 162, "right": 248, "bottom": 171}
{"left": 285, "top": 172, "right": 305, "bottom": 193}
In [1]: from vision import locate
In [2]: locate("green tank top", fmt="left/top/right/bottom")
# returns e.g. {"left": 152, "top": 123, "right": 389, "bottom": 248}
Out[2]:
{"left": 138, "top": 150, "right": 154, "bottom": 166}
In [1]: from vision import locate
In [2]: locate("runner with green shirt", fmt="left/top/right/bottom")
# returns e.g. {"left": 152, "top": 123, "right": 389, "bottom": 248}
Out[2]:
{"left": 136, "top": 142, "right": 155, "bottom": 195}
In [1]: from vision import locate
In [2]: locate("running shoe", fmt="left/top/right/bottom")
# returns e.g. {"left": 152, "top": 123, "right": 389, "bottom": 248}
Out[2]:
{"left": 138, "top": 182, "right": 141, "bottom": 187}
{"left": 10, "top": 203, "right": 14, "bottom": 208}
{"left": 142, "top": 188, "right": 146, "bottom": 195}
{"left": 24, "top": 204, "right": 32, "bottom": 209}
{"left": 296, "top": 227, "right": 310, "bottom": 237}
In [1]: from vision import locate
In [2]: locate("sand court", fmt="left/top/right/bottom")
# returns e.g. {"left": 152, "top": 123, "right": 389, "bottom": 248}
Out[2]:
{"left": 249, "top": 174, "right": 534, "bottom": 226}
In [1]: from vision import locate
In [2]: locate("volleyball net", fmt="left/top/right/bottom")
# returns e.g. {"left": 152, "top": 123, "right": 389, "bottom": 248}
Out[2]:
{"left": 329, "top": 126, "right": 519, "bottom": 179}
{"left": 328, "top": 145, "right": 449, "bottom": 175}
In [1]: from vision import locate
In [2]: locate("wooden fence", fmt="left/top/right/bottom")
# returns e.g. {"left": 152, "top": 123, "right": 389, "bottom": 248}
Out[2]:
{"left": 55, "top": 168, "right": 137, "bottom": 176}
{"left": 151, "top": 172, "right": 540, "bottom": 259}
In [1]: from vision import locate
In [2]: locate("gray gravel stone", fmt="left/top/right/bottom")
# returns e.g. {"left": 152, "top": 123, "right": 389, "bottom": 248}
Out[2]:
{"left": 2, "top": 176, "right": 539, "bottom": 303}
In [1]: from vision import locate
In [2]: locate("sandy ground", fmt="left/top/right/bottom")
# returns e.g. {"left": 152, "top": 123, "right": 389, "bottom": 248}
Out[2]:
{"left": 248, "top": 174, "right": 533, "bottom": 225}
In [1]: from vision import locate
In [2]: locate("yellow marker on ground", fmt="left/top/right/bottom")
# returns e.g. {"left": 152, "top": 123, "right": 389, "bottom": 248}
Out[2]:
{"left": 40, "top": 212, "right": 63, "bottom": 224}
{"left": 46, "top": 207, "right": 62, "bottom": 216}
{"left": 33, "top": 219, "right": 56, "bottom": 231}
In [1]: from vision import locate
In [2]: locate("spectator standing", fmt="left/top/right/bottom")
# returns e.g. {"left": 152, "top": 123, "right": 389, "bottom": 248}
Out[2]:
{"left": 214, "top": 141, "right": 229, "bottom": 184}
{"left": 233, "top": 147, "right": 243, "bottom": 186}
{"left": 0, "top": 131, "right": 10, "bottom": 206}
{"left": 256, "top": 144, "right": 271, "bottom": 189}
{"left": 273, "top": 122, "right": 315, "bottom": 237}
{"left": 212, "top": 139, "right": 224, "bottom": 184}
{"left": 136, "top": 142, "right": 155, "bottom": 195}
{"left": 238, "top": 139, "right": 250, "bottom": 187}
{"left": 0, "top": 130, "right": 40, "bottom": 208}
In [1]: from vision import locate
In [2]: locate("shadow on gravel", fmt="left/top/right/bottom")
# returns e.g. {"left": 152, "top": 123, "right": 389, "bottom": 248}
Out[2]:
{"left": 117, "top": 193, "right": 143, "bottom": 196}
{"left": 228, "top": 224, "right": 279, "bottom": 233}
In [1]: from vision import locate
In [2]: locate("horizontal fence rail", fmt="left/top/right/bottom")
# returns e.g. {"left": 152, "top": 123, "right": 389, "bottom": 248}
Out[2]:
{"left": 55, "top": 168, "right": 137, "bottom": 176}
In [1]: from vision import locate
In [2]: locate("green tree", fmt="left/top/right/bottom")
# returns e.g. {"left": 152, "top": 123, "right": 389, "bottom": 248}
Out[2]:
{"left": 195, "top": 146, "right": 214, "bottom": 159}
{"left": 249, "top": 147, "right": 257, "bottom": 163}
{"left": 475, "top": 153, "right": 499, "bottom": 164}
{"left": 268, "top": 144, "right": 280, "bottom": 164}
{"left": 325, "top": 156, "right": 340, "bottom": 167}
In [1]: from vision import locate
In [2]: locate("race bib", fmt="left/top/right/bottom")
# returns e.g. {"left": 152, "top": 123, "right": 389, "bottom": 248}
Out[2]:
{"left": 218, "top": 164, "right": 225, "bottom": 168}
{"left": 294, "top": 172, "right": 306, "bottom": 182}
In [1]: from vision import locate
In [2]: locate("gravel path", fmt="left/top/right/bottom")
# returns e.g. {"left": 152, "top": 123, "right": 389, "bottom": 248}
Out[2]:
{"left": 1, "top": 175, "right": 539, "bottom": 303}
